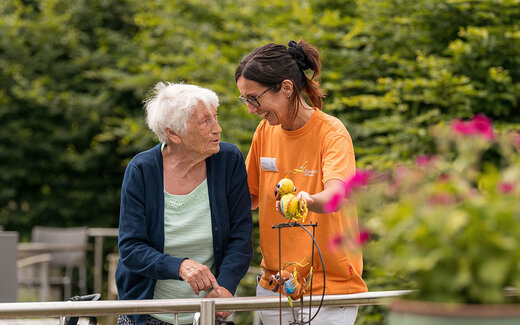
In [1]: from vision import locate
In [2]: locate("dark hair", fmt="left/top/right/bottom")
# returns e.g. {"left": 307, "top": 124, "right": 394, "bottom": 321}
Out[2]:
{"left": 235, "top": 40, "right": 326, "bottom": 123}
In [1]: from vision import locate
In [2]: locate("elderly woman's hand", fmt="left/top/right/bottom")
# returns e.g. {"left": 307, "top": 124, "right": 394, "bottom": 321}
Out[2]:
{"left": 179, "top": 259, "right": 220, "bottom": 295}
{"left": 205, "top": 286, "right": 234, "bottom": 319}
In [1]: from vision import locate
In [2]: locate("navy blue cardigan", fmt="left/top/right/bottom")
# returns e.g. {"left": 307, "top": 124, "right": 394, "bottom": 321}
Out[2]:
{"left": 116, "top": 142, "right": 253, "bottom": 325}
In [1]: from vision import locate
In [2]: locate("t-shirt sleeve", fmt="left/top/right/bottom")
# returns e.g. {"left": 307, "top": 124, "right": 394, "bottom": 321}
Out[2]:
{"left": 321, "top": 132, "right": 356, "bottom": 184}
{"left": 245, "top": 129, "right": 260, "bottom": 196}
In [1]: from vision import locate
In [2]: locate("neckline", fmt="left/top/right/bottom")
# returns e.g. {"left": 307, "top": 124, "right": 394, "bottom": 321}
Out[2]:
{"left": 164, "top": 178, "right": 207, "bottom": 197}
{"left": 279, "top": 108, "right": 319, "bottom": 138}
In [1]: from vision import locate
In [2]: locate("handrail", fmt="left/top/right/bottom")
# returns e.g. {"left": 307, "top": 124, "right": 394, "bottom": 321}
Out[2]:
{"left": 0, "top": 290, "right": 412, "bottom": 319}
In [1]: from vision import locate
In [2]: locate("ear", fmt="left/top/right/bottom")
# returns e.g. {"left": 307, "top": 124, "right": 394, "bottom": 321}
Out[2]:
{"left": 165, "top": 128, "right": 181, "bottom": 144}
{"left": 281, "top": 79, "right": 294, "bottom": 97}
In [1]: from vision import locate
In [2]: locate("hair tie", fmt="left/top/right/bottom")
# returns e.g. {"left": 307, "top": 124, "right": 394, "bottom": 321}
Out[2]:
{"left": 287, "top": 40, "right": 311, "bottom": 71}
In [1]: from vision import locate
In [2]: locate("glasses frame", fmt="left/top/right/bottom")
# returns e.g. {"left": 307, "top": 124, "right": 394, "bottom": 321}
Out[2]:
{"left": 238, "top": 84, "right": 277, "bottom": 108}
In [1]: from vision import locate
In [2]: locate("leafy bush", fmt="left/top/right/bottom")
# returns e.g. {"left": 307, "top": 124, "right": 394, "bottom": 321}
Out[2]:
{"left": 330, "top": 115, "right": 520, "bottom": 305}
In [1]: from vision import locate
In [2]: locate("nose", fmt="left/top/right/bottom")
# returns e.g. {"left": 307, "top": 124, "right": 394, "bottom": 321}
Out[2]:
{"left": 212, "top": 119, "right": 222, "bottom": 134}
{"left": 247, "top": 104, "right": 258, "bottom": 115}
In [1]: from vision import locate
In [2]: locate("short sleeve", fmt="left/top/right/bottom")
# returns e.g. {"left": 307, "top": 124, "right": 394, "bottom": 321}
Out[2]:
{"left": 245, "top": 129, "right": 260, "bottom": 196}
{"left": 321, "top": 132, "right": 356, "bottom": 184}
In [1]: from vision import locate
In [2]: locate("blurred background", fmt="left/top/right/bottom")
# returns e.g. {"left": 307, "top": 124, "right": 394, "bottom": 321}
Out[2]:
{"left": 1, "top": 0, "right": 519, "bottom": 324}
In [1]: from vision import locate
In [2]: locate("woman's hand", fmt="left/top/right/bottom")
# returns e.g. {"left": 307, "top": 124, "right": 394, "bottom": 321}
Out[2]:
{"left": 275, "top": 191, "right": 315, "bottom": 218}
{"left": 205, "top": 286, "right": 234, "bottom": 319}
{"left": 179, "top": 259, "right": 220, "bottom": 295}
{"left": 294, "top": 180, "right": 344, "bottom": 214}
{"left": 295, "top": 191, "right": 314, "bottom": 205}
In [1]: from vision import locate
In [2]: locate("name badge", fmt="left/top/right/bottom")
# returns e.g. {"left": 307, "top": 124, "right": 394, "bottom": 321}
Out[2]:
{"left": 260, "top": 157, "right": 278, "bottom": 172}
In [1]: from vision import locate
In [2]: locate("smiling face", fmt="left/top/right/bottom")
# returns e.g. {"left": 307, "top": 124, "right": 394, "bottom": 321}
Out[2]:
{"left": 236, "top": 76, "right": 291, "bottom": 127}
{"left": 178, "top": 101, "right": 221, "bottom": 158}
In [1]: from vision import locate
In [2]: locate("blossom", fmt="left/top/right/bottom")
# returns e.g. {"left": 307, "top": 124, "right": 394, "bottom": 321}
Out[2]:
{"left": 472, "top": 114, "right": 494, "bottom": 139}
{"left": 416, "top": 155, "right": 438, "bottom": 167}
{"left": 452, "top": 119, "right": 474, "bottom": 135}
{"left": 343, "top": 170, "right": 372, "bottom": 197}
{"left": 416, "top": 155, "right": 430, "bottom": 167}
{"left": 498, "top": 182, "right": 514, "bottom": 194}
{"left": 354, "top": 230, "right": 370, "bottom": 246}
{"left": 324, "top": 170, "right": 373, "bottom": 212}
{"left": 323, "top": 192, "right": 343, "bottom": 213}
{"left": 328, "top": 234, "right": 344, "bottom": 252}
{"left": 451, "top": 114, "right": 494, "bottom": 140}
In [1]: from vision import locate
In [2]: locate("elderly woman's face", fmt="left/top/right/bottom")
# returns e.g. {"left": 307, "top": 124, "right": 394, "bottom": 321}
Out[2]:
{"left": 181, "top": 102, "right": 221, "bottom": 157}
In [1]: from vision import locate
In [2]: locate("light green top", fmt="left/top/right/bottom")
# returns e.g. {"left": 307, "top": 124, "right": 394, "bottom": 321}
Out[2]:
{"left": 151, "top": 179, "right": 214, "bottom": 324}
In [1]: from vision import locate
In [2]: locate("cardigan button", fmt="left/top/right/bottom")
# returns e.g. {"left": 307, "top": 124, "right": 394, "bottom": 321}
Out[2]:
{"left": 214, "top": 227, "right": 219, "bottom": 232}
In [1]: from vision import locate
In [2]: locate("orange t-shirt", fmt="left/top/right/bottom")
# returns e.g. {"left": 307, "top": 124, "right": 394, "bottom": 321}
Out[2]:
{"left": 246, "top": 109, "right": 367, "bottom": 295}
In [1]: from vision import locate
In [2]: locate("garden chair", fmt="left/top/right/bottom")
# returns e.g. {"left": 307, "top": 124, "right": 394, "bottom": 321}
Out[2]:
{"left": 29, "top": 226, "right": 89, "bottom": 300}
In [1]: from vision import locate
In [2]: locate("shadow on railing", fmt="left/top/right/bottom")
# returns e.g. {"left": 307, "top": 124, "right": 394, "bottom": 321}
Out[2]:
{"left": 0, "top": 290, "right": 412, "bottom": 325}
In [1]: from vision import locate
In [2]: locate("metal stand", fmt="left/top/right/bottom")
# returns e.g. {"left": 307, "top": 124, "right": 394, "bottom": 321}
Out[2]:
{"left": 272, "top": 222, "right": 324, "bottom": 325}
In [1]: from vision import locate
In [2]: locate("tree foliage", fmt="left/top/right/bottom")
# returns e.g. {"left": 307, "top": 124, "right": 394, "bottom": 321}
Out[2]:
{"left": 322, "top": 0, "right": 520, "bottom": 168}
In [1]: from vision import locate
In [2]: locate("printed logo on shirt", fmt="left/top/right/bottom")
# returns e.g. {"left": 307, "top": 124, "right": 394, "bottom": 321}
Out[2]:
{"left": 260, "top": 157, "right": 278, "bottom": 172}
{"left": 303, "top": 169, "right": 318, "bottom": 177}
{"left": 294, "top": 163, "right": 317, "bottom": 177}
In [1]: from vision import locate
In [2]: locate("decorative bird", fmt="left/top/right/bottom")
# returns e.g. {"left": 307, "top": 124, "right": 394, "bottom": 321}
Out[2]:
{"left": 274, "top": 178, "right": 296, "bottom": 200}
{"left": 275, "top": 178, "right": 308, "bottom": 222}
{"left": 269, "top": 259, "right": 313, "bottom": 307}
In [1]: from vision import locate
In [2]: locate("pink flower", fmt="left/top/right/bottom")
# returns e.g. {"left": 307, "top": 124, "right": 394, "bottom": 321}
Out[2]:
{"left": 516, "top": 132, "right": 520, "bottom": 148}
{"left": 328, "top": 234, "right": 344, "bottom": 252}
{"left": 498, "top": 182, "right": 514, "bottom": 194}
{"left": 354, "top": 230, "right": 371, "bottom": 246}
{"left": 452, "top": 118, "right": 476, "bottom": 136}
{"left": 451, "top": 114, "right": 494, "bottom": 140}
{"left": 416, "top": 155, "right": 429, "bottom": 167}
{"left": 472, "top": 114, "right": 494, "bottom": 140}
{"left": 343, "top": 170, "right": 372, "bottom": 197}
{"left": 324, "top": 192, "right": 343, "bottom": 213}
{"left": 416, "top": 155, "right": 437, "bottom": 167}
{"left": 324, "top": 170, "right": 373, "bottom": 211}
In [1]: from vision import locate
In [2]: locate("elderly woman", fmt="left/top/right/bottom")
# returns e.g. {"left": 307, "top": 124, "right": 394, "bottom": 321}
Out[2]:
{"left": 116, "top": 82, "right": 253, "bottom": 325}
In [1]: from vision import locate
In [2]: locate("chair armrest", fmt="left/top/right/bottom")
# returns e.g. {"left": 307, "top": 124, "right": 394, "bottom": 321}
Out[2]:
{"left": 17, "top": 253, "right": 52, "bottom": 268}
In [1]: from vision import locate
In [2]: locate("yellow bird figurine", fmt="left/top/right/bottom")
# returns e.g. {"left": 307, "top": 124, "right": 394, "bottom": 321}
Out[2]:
{"left": 275, "top": 178, "right": 308, "bottom": 222}
{"left": 274, "top": 178, "right": 296, "bottom": 200}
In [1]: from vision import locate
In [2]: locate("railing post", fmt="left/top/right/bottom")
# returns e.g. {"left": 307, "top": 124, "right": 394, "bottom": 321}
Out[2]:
{"left": 93, "top": 235, "right": 103, "bottom": 295}
{"left": 40, "top": 260, "right": 49, "bottom": 301}
{"left": 200, "top": 299, "right": 215, "bottom": 325}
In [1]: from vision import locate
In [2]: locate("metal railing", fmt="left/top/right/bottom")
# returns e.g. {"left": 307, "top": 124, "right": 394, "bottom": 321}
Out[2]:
{"left": 0, "top": 290, "right": 412, "bottom": 325}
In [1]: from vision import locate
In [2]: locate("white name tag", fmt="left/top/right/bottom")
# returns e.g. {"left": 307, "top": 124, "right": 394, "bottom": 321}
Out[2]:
{"left": 260, "top": 157, "right": 278, "bottom": 172}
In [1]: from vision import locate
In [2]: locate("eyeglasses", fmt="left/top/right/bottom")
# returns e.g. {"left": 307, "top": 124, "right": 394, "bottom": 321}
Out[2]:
{"left": 238, "top": 84, "right": 277, "bottom": 108}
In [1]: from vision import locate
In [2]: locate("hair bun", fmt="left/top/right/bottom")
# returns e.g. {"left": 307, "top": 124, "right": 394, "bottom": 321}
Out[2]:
{"left": 288, "top": 40, "right": 311, "bottom": 71}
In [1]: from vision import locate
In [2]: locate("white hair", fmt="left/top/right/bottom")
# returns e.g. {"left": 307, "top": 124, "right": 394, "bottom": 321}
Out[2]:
{"left": 143, "top": 82, "right": 219, "bottom": 143}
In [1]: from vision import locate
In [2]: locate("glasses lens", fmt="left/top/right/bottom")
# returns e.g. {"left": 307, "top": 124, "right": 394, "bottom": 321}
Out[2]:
{"left": 238, "top": 96, "right": 249, "bottom": 106}
{"left": 239, "top": 96, "right": 260, "bottom": 108}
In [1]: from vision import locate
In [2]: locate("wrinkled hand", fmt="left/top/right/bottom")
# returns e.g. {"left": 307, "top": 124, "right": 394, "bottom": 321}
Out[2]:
{"left": 205, "top": 286, "right": 233, "bottom": 319}
{"left": 179, "top": 259, "right": 220, "bottom": 295}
